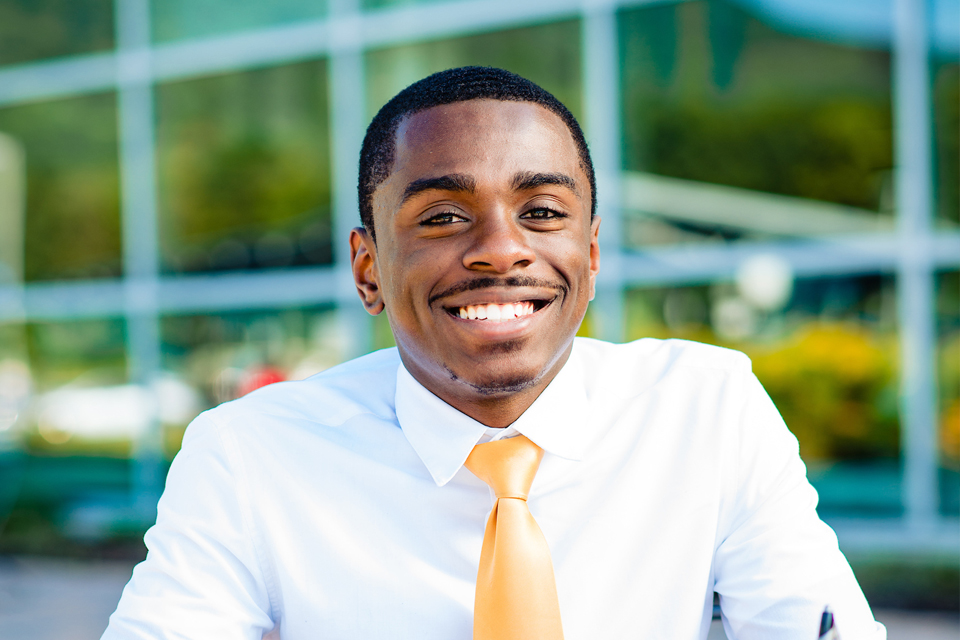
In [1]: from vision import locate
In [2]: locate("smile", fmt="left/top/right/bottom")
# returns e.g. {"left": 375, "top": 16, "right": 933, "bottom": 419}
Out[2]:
{"left": 453, "top": 301, "right": 543, "bottom": 322}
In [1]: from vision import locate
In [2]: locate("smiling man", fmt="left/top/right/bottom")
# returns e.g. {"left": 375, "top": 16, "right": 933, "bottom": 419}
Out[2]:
{"left": 103, "top": 67, "right": 885, "bottom": 640}
{"left": 350, "top": 91, "right": 598, "bottom": 428}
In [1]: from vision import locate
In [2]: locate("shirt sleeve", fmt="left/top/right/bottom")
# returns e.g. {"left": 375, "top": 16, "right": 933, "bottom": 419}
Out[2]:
{"left": 101, "top": 412, "right": 275, "bottom": 640}
{"left": 713, "top": 365, "right": 886, "bottom": 640}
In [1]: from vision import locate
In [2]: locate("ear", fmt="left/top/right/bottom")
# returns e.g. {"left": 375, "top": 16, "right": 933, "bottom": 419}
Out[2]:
{"left": 588, "top": 216, "right": 601, "bottom": 301}
{"left": 349, "top": 227, "right": 384, "bottom": 315}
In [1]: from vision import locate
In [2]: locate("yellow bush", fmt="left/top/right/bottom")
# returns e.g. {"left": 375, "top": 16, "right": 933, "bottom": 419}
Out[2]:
{"left": 747, "top": 324, "right": 899, "bottom": 461}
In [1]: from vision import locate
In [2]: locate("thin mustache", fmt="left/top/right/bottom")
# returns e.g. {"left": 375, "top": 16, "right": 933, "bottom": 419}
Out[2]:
{"left": 428, "top": 276, "right": 567, "bottom": 306}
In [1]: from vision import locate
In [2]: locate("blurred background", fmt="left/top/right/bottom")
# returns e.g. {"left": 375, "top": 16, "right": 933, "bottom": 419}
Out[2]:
{"left": 0, "top": 0, "right": 957, "bottom": 637}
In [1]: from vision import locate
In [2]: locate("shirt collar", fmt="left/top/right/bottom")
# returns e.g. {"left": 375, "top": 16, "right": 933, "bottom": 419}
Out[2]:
{"left": 395, "top": 346, "right": 589, "bottom": 487}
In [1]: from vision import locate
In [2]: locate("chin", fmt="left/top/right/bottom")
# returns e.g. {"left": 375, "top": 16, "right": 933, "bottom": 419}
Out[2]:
{"left": 466, "top": 373, "right": 540, "bottom": 396}
{"left": 448, "top": 359, "right": 545, "bottom": 397}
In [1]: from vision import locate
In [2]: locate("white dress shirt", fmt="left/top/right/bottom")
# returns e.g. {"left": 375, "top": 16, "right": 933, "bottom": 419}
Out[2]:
{"left": 103, "top": 337, "right": 885, "bottom": 640}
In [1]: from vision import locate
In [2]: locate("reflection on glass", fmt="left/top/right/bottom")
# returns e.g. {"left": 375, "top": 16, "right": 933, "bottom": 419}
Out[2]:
{"left": 0, "top": 0, "right": 114, "bottom": 66}
{"left": 937, "top": 270, "right": 959, "bottom": 516}
{"left": 161, "top": 307, "right": 339, "bottom": 417}
{"left": 619, "top": 1, "right": 894, "bottom": 246}
{"left": 0, "top": 323, "right": 29, "bottom": 551}
{"left": 151, "top": 0, "right": 328, "bottom": 43}
{"left": 933, "top": 63, "right": 959, "bottom": 226}
{"left": 156, "top": 61, "right": 332, "bottom": 274}
{"left": 0, "top": 318, "right": 134, "bottom": 552}
{"left": 13, "top": 318, "right": 127, "bottom": 454}
{"left": 365, "top": 20, "right": 582, "bottom": 121}
{"left": 623, "top": 274, "right": 902, "bottom": 517}
{"left": 0, "top": 94, "right": 122, "bottom": 281}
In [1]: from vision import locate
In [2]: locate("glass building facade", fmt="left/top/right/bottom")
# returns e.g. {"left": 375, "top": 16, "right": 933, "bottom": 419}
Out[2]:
{"left": 0, "top": 0, "right": 957, "bottom": 556}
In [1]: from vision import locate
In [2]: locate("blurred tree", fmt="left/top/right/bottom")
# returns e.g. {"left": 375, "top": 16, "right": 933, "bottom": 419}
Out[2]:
{"left": 938, "top": 271, "right": 960, "bottom": 469}
{"left": 365, "top": 20, "right": 582, "bottom": 122}
{"left": 749, "top": 324, "right": 899, "bottom": 460}
{"left": 0, "top": 0, "right": 113, "bottom": 66}
{"left": 156, "top": 61, "right": 332, "bottom": 273}
{"left": 933, "top": 63, "right": 959, "bottom": 225}
{"left": 25, "top": 319, "right": 126, "bottom": 392}
{"left": 0, "top": 94, "right": 122, "bottom": 281}
{"left": 621, "top": 0, "right": 893, "bottom": 214}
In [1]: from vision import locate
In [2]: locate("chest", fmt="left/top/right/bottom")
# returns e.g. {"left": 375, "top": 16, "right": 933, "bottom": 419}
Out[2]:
{"left": 245, "top": 401, "right": 729, "bottom": 639}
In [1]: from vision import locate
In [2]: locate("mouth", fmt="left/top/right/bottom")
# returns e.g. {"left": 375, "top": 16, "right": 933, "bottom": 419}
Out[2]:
{"left": 445, "top": 299, "right": 551, "bottom": 322}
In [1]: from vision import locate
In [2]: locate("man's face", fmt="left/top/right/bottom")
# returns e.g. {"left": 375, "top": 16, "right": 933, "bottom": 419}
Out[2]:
{"left": 351, "top": 99, "right": 600, "bottom": 421}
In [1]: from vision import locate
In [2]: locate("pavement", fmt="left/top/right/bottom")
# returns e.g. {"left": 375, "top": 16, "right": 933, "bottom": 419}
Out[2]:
{"left": 0, "top": 556, "right": 957, "bottom": 639}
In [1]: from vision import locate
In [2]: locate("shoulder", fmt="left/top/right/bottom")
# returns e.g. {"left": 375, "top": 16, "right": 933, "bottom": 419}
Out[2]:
{"left": 199, "top": 347, "right": 402, "bottom": 433}
{"left": 574, "top": 336, "right": 751, "bottom": 377}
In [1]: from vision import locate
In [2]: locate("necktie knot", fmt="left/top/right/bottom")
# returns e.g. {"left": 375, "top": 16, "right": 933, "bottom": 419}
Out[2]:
{"left": 464, "top": 434, "right": 543, "bottom": 500}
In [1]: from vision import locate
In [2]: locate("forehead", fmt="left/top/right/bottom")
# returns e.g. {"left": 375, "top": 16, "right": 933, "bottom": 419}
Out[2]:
{"left": 388, "top": 99, "right": 584, "bottom": 185}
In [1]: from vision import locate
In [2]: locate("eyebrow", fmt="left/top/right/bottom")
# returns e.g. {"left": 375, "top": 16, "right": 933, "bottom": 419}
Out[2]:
{"left": 401, "top": 173, "right": 477, "bottom": 205}
{"left": 511, "top": 171, "right": 581, "bottom": 199}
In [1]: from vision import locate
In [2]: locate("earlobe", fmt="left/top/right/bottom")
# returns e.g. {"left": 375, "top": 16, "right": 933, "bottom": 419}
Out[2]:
{"left": 588, "top": 216, "right": 601, "bottom": 301}
{"left": 349, "top": 227, "right": 385, "bottom": 315}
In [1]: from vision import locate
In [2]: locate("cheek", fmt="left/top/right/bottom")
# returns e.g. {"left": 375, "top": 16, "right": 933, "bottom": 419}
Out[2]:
{"left": 378, "top": 247, "right": 437, "bottom": 312}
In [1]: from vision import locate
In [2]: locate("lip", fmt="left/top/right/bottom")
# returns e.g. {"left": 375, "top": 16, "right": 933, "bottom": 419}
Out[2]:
{"left": 434, "top": 286, "right": 560, "bottom": 310}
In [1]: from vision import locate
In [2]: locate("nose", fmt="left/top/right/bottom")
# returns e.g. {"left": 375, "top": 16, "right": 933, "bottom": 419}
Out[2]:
{"left": 462, "top": 212, "right": 536, "bottom": 273}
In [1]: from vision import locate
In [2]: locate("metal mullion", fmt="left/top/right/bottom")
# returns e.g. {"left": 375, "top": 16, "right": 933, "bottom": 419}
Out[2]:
{"left": 893, "top": 0, "right": 939, "bottom": 529}
{"left": 329, "top": 0, "right": 372, "bottom": 359}
{"left": 582, "top": 1, "right": 625, "bottom": 342}
{"left": 115, "top": 0, "right": 164, "bottom": 520}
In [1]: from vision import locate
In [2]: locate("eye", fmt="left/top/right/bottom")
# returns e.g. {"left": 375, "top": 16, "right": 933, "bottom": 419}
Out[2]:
{"left": 521, "top": 207, "right": 567, "bottom": 221}
{"left": 421, "top": 210, "right": 467, "bottom": 226}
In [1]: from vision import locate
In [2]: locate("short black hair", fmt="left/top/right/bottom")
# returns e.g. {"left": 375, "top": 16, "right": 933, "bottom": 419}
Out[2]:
{"left": 358, "top": 66, "right": 596, "bottom": 239}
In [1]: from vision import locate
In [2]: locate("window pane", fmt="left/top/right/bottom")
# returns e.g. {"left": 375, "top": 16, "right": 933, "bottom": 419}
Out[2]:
{"left": 365, "top": 20, "right": 582, "bottom": 122}
{"left": 621, "top": 274, "right": 902, "bottom": 518}
{"left": 0, "top": 94, "right": 122, "bottom": 282}
{"left": 155, "top": 61, "right": 332, "bottom": 274}
{"left": 0, "top": 0, "right": 114, "bottom": 66}
{"left": 151, "top": 0, "right": 328, "bottom": 43}
{"left": 19, "top": 318, "right": 128, "bottom": 454}
{"left": 619, "top": 1, "right": 894, "bottom": 247}
{"left": 933, "top": 62, "right": 959, "bottom": 226}
{"left": 160, "top": 307, "right": 340, "bottom": 450}
{"left": 937, "top": 270, "right": 959, "bottom": 516}
{"left": 1, "top": 318, "right": 136, "bottom": 552}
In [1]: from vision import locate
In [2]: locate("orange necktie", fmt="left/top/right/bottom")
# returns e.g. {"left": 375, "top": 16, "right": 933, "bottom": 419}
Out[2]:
{"left": 464, "top": 435, "right": 564, "bottom": 640}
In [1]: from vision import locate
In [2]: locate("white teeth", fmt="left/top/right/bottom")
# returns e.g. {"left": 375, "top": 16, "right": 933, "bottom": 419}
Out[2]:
{"left": 456, "top": 302, "right": 538, "bottom": 322}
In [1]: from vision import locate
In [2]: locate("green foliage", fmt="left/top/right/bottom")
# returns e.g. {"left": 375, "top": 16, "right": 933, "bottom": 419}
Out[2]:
{"left": 934, "top": 64, "right": 959, "bottom": 224}
{"left": 0, "top": 94, "right": 122, "bottom": 281}
{"left": 620, "top": 1, "right": 894, "bottom": 212}
{"left": 748, "top": 325, "right": 900, "bottom": 460}
{"left": 644, "top": 100, "right": 892, "bottom": 211}
{"left": 0, "top": 0, "right": 113, "bottom": 66}
{"left": 26, "top": 319, "right": 127, "bottom": 391}
{"left": 156, "top": 61, "right": 333, "bottom": 272}
{"left": 365, "top": 20, "right": 582, "bottom": 122}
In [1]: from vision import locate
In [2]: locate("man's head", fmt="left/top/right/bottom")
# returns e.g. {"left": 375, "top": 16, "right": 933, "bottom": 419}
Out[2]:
{"left": 359, "top": 67, "right": 596, "bottom": 240}
{"left": 350, "top": 67, "right": 601, "bottom": 426}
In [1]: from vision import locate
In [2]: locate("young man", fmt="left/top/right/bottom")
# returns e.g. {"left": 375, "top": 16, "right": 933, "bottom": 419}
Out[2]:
{"left": 103, "top": 67, "right": 885, "bottom": 639}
